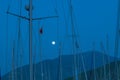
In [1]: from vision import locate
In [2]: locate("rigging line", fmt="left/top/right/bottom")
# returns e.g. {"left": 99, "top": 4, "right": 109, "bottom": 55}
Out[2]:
{"left": 54, "top": 0, "right": 59, "bottom": 43}
{"left": 72, "top": 7, "right": 80, "bottom": 39}
{"left": 33, "top": 44, "right": 37, "bottom": 80}
{"left": 75, "top": 47, "right": 81, "bottom": 80}
{"left": 70, "top": 6, "right": 79, "bottom": 38}
{"left": 90, "top": 48, "right": 94, "bottom": 80}
{"left": 106, "top": 34, "right": 111, "bottom": 80}
{"left": 70, "top": 5, "right": 80, "bottom": 51}
{"left": 74, "top": 32, "right": 87, "bottom": 80}
{"left": 45, "top": 64, "right": 48, "bottom": 80}
{"left": 114, "top": 0, "right": 120, "bottom": 61}
{"left": 54, "top": 1, "right": 63, "bottom": 80}
{"left": 77, "top": 53, "right": 81, "bottom": 79}
{"left": 57, "top": 42, "right": 63, "bottom": 80}
{"left": 68, "top": 9, "right": 81, "bottom": 77}
{"left": 4, "top": 0, "right": 14, "bottom": 77}
{"left": 19, "top": 35, "right": 25, "bottom": 80}
{"left": 61, "top": 0, "right": 69, "bottom": 37}
{"left": 69, "top": 1, "right": 86, "bottom": 79}
{"left": 54, "top": 2, "right": 62, "bottom": 80}
{"left": 31, "top": 29, "right": 38, "bottom": 79}
{"left": 44, "top": 61, "right": 48, "bottom": 80}
{"left": 74, "top": 35, "right": 81, "bottom": 79}
{"left": 5, "top": 7, "right": 9, "bottom": 78}
{"left": 16, "top": 0, "right": 23, "bottom": 69}
{"left": 115, "top": 0, "right": 120, "bottom": 79}
{"left": 100, "top": 42, "right": 107, "bottom": 80}
{"left": 93, "top": 42, "right": 96, "bottom": 80}
{"left": 69, "top": 0, "right": 79, "bottom": 80}
{"left": 18, "top": 0, "right": 24, "bottom": 80}
{"left": 12, "top": 40, "right": 15, "bottom": 80}
{"left": 39, "top": 34, "right": 43, "bottom": 80}
{"left": 47, "top": 63, "right": 51, "bottom": 80}
{"left": 15, "top": 1, "right": 23, "bottom": 79}
{"left": 80, "top": 51, "right": 88, "bottom": 80}
{"left": 60, "top": 0, "right": 76, "bottom": 78}
{"left": 18, "top": 39, "right": 24, "bottom": 80}
{"left": 16, "top": 5, "right": 22, "bottom": 48}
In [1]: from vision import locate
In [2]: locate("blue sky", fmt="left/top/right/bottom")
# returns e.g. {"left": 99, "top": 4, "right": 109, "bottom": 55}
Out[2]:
{"left": 0, "top": 0, "right": 119, "bottom": 75}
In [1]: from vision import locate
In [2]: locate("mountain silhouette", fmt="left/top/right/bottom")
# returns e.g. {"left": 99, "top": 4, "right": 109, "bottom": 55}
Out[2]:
{"left": 2, "top": 51, "right": 116, "bottom": 80}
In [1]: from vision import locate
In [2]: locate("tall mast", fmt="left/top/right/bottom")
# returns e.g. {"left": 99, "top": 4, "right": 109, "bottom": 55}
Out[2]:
{"left": 115, "top": 0, "right": 120, "bottom": 59}
{"left": 0, "top": 68, "right": 1, "bottom": 80}
{"left": 69, "top": 0, "right": 78, "bottom": 79}
{"left": 12, "top": 41, "right": 15, "bottom": 80}
{"left": 114, "top": 0, "right": 120, "bottom": 79}
{"left": 58, "top": 42, "right": 63, "bottom": 80}
{"left": 100, "top": 42, "right": 107, "bottom": 80}
{"left": 33, "top": 44, "right": 36, "bottom": 80}
{"left": 47, "top": 64, "right": 51, "bottom": 80}
{"left": 93, "top": 42, "right": 96, "bottom": 80}
{"left": 6, "top": 0, "right": 58, "bottom": 80}
{"left": 106, "top": 35, "right": 111, "bottom": 80}
{"left": 29, "top": 0, "right": 33, "bottom": 79}
{"left": 80, "top": 52, "right": 88, "bottom": 80}
{"left": 39, "top": 33, "right": 43, "bottom": 80}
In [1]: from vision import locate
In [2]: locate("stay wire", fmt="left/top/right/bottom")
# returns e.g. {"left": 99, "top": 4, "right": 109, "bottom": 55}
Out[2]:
{"left": 61, "top": 0, "right": 69, "bottom": 37}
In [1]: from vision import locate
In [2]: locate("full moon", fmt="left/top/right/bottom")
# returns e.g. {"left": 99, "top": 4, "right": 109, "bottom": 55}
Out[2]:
{"left": 52, "top": 41, "right": 56, "bottom": 45}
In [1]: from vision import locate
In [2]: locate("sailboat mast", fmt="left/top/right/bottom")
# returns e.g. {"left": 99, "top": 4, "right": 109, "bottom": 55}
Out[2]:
{"left": 29, "top": 0, "right": 33, "bottom": 79}
{"left": 58, "top": 42, "right": 63, "bottom": 80}
{"left": 69, "top": 0, "right": 78, "bottom": 80}
{"left": 106, "top": 35, "right": 111, "bottom": 80}
{"left": 5, "top": 0, "right": 58, "bottom": 80}
{"left": 0, "top": 68, "right": 2, "bottom": 80}
{"left": 114, "top": 0, "right": 120, "bottom": 79}
{"left": 12, "top": 41, "right": 15, "bottom": 80}
{"left": 100, "top": 42, "right": 107, "bottom": 80}
{"left": 39, "top": 34, "right": 43, "bottom": 80}
{"left": 93, "top": 42, "right": 96, "bottom": 80}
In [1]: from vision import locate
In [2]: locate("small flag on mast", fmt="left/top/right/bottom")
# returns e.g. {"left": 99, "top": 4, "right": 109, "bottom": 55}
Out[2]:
{"left": 39, "top": 27, "right": 43, "bottom": 34}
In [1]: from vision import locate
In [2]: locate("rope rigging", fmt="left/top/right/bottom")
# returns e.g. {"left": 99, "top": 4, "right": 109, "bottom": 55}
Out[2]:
{"left": 5, "top": 0, "right": 13, "bottom": 79}
{"left": 33, "top": 44, "right": 36, "bottom": 80}
{"left": 100, "top": 41, "right": 107, "bottom": 80}
{"left": 106, "top": 34, "right": 111, "bottom": 80}
{"left": 61, "top": 0, "right": 69, "bottom": 37}
{"left": 92, "top": 42, "right": 96, "bottom": 80}
{"left": 53, "top": 0, "right": 64, "bottom": 80}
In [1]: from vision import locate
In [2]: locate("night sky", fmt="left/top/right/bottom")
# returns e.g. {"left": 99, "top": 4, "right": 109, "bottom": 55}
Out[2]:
{"left": 0, "top": 0, "right": 119, "bottom": 75}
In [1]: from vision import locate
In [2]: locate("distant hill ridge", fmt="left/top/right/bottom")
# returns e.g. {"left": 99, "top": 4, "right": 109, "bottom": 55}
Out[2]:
{"left": 2, "top": 51, "right": 117, "bottom": 80}
{"left": 65, "top": 60, "right": 120, "bottom": 80}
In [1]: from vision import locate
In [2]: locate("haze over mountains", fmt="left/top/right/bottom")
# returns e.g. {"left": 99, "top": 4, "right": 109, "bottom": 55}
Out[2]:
{"left": 2, "top": 51, "right": 117, "bottom": 80}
